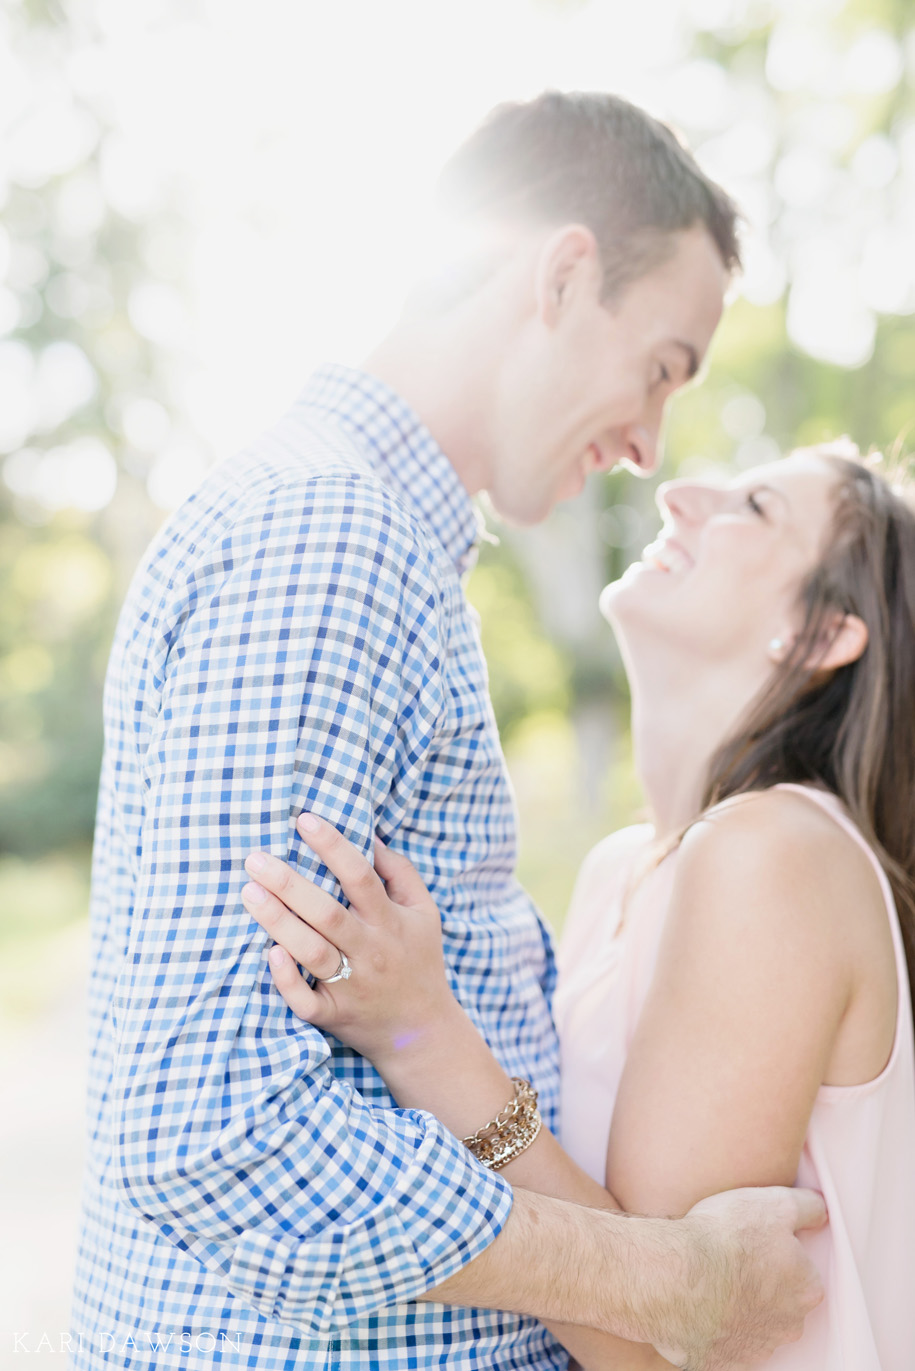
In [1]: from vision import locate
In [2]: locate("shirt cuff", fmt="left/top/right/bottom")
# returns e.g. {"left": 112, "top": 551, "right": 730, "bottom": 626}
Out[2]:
{"left": 225, "top": 1111, "right": 514, "bottom": 1336}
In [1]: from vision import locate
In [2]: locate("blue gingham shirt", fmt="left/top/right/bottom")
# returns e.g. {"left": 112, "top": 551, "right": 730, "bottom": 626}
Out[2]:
{"left": 70, "top": 365, "right": 564, "bottom": 1370}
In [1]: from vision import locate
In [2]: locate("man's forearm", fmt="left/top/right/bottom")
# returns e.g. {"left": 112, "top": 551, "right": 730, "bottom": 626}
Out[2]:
{"left": 417, "top": 1187, "right": 681, "bottom": 1344}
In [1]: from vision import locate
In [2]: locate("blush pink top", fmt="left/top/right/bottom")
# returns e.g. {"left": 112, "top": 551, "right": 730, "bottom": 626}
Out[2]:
{"left": 554, "top": 785, "right": 915, "bottom": 1370}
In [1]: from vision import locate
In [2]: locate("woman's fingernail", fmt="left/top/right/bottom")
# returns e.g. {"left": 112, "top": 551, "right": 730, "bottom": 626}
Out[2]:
{"left": 298, "top": 813, "right": 320, "bottom": 833}
{"left": 269, "top": 945, "right": 287, "bottom": 967}
{"left": 242, "top": 881, "right": 267, "bottom": 904}
{"left": 245, "top": 852, "right": 267, "bottom": 873}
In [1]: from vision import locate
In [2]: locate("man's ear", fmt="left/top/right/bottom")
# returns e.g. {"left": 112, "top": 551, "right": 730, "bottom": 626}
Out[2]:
{"left": 807, "top": 612, "right": 869, "bottom": 672}
{"left": 534, "top": 224, "right": 602, "bottom": 326}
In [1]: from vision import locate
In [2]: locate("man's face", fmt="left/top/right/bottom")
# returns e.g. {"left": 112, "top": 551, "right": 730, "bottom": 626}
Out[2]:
{"left": 487, "top": 225, "right": 728, "bottom": 525}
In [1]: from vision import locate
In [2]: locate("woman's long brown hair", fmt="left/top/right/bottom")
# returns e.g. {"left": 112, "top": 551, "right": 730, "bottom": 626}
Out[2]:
{"left": 700, "top": 445, "right": 915, "bottom": 1023}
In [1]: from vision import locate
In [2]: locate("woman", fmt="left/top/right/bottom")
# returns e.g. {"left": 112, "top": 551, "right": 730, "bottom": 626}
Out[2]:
{"left": 242, "top": 444, "right": 915, "bottom": 1369}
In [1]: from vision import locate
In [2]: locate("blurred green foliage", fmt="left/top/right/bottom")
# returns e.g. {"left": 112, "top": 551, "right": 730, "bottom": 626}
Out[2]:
{"left": 2, "top": 0, "right": 914, "bottom": 992}
{"left": 670, "top": 298, "right": 915, "bottom": 460}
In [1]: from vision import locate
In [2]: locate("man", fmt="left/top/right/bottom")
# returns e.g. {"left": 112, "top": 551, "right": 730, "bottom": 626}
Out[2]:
{"left": 71, "top": 92, "right": 823, "bottom": 1370}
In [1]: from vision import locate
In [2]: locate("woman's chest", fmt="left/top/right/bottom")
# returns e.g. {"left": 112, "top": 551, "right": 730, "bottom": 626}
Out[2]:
{"left": 554, "top": 851, "right": 678, "bottom": 1183}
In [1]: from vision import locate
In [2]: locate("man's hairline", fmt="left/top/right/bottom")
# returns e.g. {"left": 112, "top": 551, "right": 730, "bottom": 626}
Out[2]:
{"left": 406, "top": 215, "right": 736, "bottom": 323}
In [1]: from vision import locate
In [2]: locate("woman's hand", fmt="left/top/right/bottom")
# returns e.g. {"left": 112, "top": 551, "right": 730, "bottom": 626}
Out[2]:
{"left": 242, "top": 813, "right": 462, "bottom": 1066}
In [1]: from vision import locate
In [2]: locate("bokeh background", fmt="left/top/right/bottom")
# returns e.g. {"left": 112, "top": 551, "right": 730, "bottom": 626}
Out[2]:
{"left": 2, "top": 0, "right": 914, "bottom": 1357}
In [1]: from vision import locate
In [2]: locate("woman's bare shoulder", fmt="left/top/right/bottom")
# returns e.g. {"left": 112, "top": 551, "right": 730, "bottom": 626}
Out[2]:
{"left": 689, "top": 783, "right": 845, "bottom": 839}
{"left": 677, "top": 786, "right": 885, "bottom": 955}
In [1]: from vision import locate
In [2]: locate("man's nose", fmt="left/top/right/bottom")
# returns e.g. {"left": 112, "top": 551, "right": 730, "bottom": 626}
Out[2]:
{"left": 623, "top": 423, "right": 661, "bottom": 476}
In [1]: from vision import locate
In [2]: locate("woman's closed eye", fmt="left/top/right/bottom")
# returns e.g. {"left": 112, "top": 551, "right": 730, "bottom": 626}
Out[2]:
{"left": 745, "top": 490, "right": 767, "bottom": 517}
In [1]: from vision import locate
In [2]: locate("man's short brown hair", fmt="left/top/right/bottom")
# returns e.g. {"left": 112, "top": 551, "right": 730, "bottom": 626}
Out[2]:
{"left": 435, "top": 90, "right": 741, "bottom": 301}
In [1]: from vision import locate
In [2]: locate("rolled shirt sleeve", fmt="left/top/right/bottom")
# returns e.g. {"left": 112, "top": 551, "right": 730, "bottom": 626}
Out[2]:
{"left": 108, "top": 473, "right": 513, "bottom": 1335}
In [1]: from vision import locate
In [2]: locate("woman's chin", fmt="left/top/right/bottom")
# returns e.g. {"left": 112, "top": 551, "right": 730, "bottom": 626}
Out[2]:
{"left": 598, "top": 579, "right": 624, "bottom": 624}
{"left": 599, "top": 564, "right": 649, "bottom": 623}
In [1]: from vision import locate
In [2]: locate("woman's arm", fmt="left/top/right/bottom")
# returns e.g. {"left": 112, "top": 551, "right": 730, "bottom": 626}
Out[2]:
{"left": 243, "top": 816, "right": 678, "bottom": 1369}
{"left": 242, "top": 800, "right": 839, "bottom": 1360}
{"left": 245, "top": 815, "right": 619, "bottom": 1209}
{"left": 605, "top": 789, "right": 865, "bottom": 1220}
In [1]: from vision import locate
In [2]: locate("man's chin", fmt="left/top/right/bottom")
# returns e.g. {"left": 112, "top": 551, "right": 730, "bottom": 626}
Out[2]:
{"left": 485, "top": 488, "right": 554, "bottom": 528}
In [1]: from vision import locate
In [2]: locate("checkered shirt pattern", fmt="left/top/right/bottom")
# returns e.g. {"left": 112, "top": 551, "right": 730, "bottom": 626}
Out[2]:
{"left": 69, "top": 364, "right": 565, "bottom": 1370}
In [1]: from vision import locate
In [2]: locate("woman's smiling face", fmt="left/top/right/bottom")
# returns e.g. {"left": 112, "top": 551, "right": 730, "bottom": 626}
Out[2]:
{"left": 600, "top": 452, "right": 844, "bottom": 666}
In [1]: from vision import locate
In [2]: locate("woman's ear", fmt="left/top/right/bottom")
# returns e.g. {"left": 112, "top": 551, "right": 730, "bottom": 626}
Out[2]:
{"left": 808, "top": 613, "right": 869, "bottom": 672}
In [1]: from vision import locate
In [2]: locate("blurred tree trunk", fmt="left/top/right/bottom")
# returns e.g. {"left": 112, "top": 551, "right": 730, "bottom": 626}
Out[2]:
{"left": 506, "top": 481, "right": 618, "bottom": 817}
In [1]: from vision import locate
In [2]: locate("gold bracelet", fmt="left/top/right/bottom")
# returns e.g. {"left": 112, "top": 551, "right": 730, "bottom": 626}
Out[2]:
{"left": 462, "top": 1077, "right": 542, "bottom": 1171}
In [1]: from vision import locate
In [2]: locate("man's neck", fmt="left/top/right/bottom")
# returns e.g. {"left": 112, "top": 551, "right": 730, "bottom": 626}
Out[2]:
{"left": 362, "top": 325, "right": 491, "bottom": 496}
{"left": 361, "top": 247, "right": 534, "bottom": 498}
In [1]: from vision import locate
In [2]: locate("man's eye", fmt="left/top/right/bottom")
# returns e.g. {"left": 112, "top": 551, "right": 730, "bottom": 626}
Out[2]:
{"left": 654, "top": 363, "right": 671, "bottom": 387}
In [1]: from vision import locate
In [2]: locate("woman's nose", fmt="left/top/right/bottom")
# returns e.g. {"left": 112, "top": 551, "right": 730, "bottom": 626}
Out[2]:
{"left": 656, "top": 479, "right": 717, "bottom": 523}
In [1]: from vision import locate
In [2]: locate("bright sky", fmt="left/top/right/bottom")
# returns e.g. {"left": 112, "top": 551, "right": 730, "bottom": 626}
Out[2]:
{"left": 95, "top": 0, "right": 699, "bottom": 455}
{"left": 2, "top": 0, "right": 913, "bottom": 509}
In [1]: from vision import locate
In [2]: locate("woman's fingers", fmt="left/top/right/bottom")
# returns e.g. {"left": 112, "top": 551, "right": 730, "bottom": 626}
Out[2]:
{"left": 244, "top": 849, "right": 353, "bottom": 947}
{"left": 295, "top": 814, "right": 388, "bottom": 918}
{"left": 266, "top": 946, "right": 333, "bottom": 1026}
{"left": 241, "top": 879, "right": 347, "bottom": 980}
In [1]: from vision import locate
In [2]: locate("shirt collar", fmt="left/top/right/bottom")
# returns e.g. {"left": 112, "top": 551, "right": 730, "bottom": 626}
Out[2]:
{"left": 296, "top": 363, "right": 484, "bottom": 576}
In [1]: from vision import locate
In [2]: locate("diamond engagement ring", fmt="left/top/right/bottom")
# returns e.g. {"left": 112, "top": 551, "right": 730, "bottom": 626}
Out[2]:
{"left": 317, "top": 950, "right": 352, "bottom": 984}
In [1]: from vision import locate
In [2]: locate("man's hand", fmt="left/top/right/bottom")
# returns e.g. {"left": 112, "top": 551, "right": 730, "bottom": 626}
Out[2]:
{"left": 642, "top": 1186, "right": 826, "bottom": 1370}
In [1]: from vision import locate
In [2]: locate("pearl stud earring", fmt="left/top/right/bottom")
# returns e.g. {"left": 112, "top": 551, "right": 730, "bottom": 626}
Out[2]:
{"left": 769, "top": 638, "right": 784, "bottom": 652}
